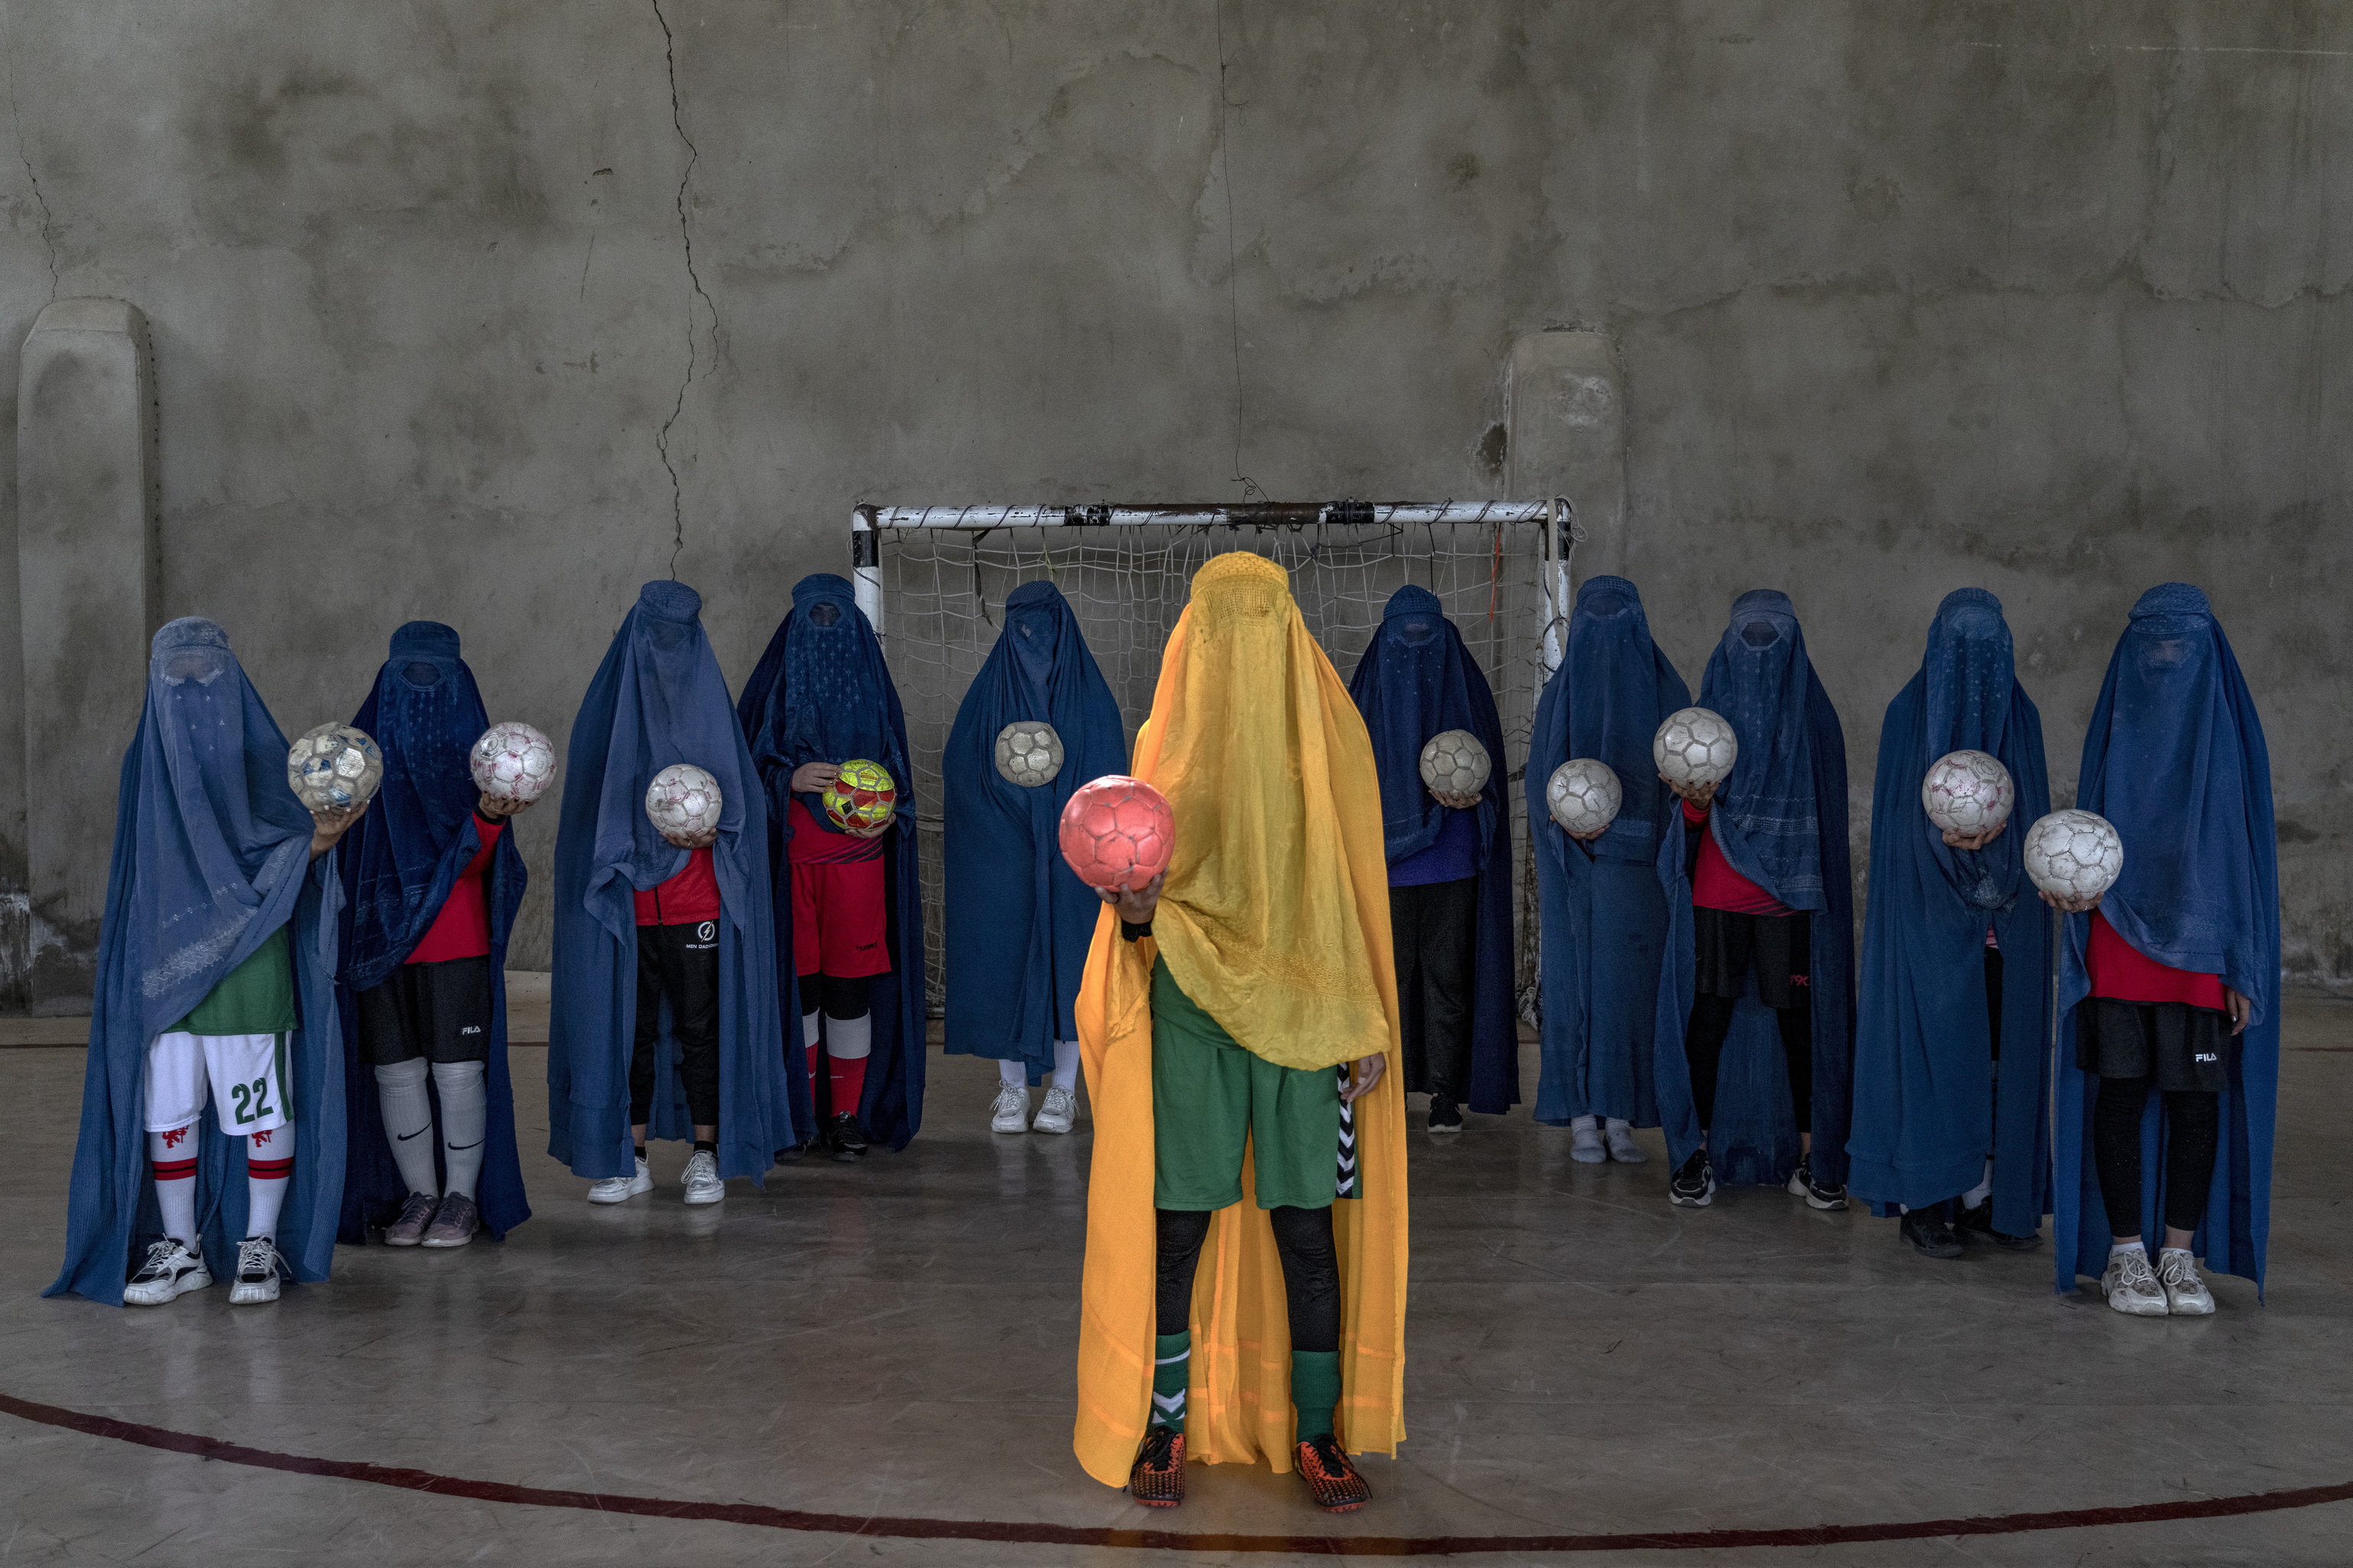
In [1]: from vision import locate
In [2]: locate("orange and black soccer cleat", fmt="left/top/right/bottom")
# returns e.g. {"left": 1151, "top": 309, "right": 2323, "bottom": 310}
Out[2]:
{"left": 1294, "top": 1434, "right": 1372, "bottom": 1512}
{"left": 1129, "top": 1426, "right": 1186, "bottom": 1507}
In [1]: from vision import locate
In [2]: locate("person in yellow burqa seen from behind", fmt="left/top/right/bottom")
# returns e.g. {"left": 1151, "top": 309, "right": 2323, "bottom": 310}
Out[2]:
{"left": 1072, "top": 551, "right": 1408, "bottom": 1514}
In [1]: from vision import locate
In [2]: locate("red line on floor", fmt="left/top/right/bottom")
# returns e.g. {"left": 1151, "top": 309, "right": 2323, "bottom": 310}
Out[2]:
{"left": 3, "top": 1390, "right": 2348, "bottom": 1554}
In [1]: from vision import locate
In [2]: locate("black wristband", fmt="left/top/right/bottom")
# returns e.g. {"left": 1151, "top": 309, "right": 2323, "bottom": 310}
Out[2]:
{"left": 1120, "top": 918, "right": 1153, "bottom": 944}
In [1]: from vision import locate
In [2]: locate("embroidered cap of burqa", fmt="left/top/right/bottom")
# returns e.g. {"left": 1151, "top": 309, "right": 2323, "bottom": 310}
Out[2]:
{"left": 48, "top": 618, "right": 346, "bottom": 1305}
{"left": 1849, "top": 590, "right": 2051, "bottom": 1231}
{"left": 2053, "top": 584, "right": 2278, "bottom": 1293}
{"left": 335, "top": 621, "right": 531, "bottom": 1242}
{"left": 1529, "top": 576, "right": 1690, "bottom": 1128}
{"left": 548, "top": 581, "right": 789, "bottom": 1182}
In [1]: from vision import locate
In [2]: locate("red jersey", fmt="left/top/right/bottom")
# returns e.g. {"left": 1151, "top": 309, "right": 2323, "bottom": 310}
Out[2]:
{"left": 1684, "top": 798, "right": 1792, "bottom": 917}
{"left": 2086, "top": 909, "right": 2227, "bottom": 1010}
{"left": 787, "top": 797, "right": 885, "bottom": 866}
{"left": 407, "top": 815, "right": 506, "bottom": 964}
{"left": 634, "top": 846, "right": 721, "bottom": 926}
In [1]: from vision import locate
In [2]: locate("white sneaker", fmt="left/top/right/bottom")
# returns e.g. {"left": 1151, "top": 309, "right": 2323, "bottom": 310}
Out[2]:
{"left": 990, "top": 1082, "right": 1031, "bottom": 1134}
{"left": 124, "top": 1239, "right": 210, "bottom": 1306}
{"left": 1034, "top": 1084, "right": 1078, "bottom": 1134}
{"left": 2158, "top": 1248, "right": 2216, "bottom": 1315}
{"left": 1569, "top": 1117, "right": 1606, "bottom": 1164}
{"left": 587, "top": 1156, "right": 653, "bottom": 1204}
{"left": 228, "top": 1237, "right": 283, "bottom": 1304}
{"left": 681, "top": 1149, "right": 724, "bottom": 1205}
{"left": 1604, "top": 1119, "right": 1648, "bottom": 1164}
{"left": 2101, "top": 1248, "right": 2170, "bottom": 1317}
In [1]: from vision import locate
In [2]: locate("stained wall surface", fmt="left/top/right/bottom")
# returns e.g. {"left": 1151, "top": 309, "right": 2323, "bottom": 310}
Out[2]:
{"left": 0, "top": 2, "right": 2343, "bottom": 992}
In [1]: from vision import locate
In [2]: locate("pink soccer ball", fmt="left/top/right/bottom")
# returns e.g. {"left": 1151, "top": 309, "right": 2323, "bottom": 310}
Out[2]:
{"left": 1058, "top": 775, "right": 1174, "bottom": 892}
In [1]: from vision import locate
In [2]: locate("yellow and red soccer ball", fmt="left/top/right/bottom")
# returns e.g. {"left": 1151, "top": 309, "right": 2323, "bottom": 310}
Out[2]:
{"left": 822, "top": 758, "right": 898, "bottom": 833}
{"left": 1058, "top": 774, "right": 1174, "bottom": 892}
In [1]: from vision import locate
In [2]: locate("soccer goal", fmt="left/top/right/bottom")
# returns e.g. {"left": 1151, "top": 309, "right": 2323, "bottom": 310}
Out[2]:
{"left": 853, "top": 500, "right": 1579, "bottom": 1017}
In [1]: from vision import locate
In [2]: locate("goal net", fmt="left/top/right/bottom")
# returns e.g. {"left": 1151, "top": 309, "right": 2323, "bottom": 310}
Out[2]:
{"left": 856, "top": 501, "right": 1576, "bottom": 1022}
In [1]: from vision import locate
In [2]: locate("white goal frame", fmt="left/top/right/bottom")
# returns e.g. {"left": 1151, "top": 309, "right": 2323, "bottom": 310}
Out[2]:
{"left": 852, "top": 499, "right": 1580, "bottom": 1015}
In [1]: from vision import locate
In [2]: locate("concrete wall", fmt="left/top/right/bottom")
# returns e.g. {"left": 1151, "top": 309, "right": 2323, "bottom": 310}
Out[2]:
{"left": 0, "top": 2, "right": 2344, "bottom": 997}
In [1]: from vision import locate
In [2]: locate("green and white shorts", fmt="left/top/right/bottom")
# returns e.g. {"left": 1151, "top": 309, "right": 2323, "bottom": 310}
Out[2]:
{"left": 143, "top": 1030, "right": 291, "bottom": 1137}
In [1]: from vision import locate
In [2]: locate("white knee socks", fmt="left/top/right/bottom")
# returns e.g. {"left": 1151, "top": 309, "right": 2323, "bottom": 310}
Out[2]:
{"left": 148, "top": 1129, "right": 198, "bottom": 1251}
{"left": 998, "top": 1041, "right": 1080, "bottom": 1091}
{"left": 999, "top": 1057, "right": 1029, "bottom": 1088}
{"left": 431, "top": 1061, "right": 489, "bottom": 1200}
{"left": 374, "top": 1059, "right": 439, "bottom": 1197}
{"left": 1963, "top": 1157, "right": 1994, "bottom": 1210}
{"left": 826, "top": 1011, "right": 872, "bottom": 1060}
{"left": 246, "top": 1133, "right": 291, "bottom": 1241}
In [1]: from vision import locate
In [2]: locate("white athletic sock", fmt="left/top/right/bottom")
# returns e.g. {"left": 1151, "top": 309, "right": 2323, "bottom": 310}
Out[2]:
{"left": 247, "top": 1132, "right": 291, "bottom": 1241}
{"left": 825, "top": 1010, "right": 872, "bottom": 1060}
{"left": 431, "top": 1061, "right": 489, "bottom": 1200}
{"left": 2109, "top": 1239, "right": 2146, "bottom": 1259}
{"left": 147, "top": 1129, "right": 199, "bottom": 1251}
{"left": 374, "top": 1059, "right": 440, "bottom": 1196}
{"left": 1051, "top": 1038, "right": 1080, "bottom": 1092}
{"left": 1569, "top": 1115, "right": 1600, "bottom": 1133}
{"left": 999, "top": 1057, "right": 1028, "bottom": 1088}
{"left": 1604, "top": 1118, "right": 1632, "bottom": 1134}
{"left": 800, "top": 1009, "right": 820, "bottom": 1051}
{"left": 1962, "top": 1158, "right": 1994, "bottom": 1210}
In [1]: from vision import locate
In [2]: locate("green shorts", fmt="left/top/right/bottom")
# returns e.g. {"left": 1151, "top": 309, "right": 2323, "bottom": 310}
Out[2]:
{"left": 1150, "top": 956, "right": 1342, "bottom": 1212}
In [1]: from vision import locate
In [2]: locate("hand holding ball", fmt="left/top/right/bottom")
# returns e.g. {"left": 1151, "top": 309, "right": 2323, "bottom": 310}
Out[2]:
{"left": 822, "top": 758, "right": 898, "bottom": 834}
{"left": 2023, "top": 809, "right": 2122, "bottom": 911}
{"left": 1546, "top": 759, "right": 1622, "bottom": 839}
{"left": 1059, "top": 774, "right": 1173, "bottom": 893}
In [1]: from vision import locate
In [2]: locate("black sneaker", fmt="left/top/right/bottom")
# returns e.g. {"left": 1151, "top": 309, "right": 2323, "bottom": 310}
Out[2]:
{"left": 1900, "top": 1210, "right": 1964, "bottom": 1259}
{"left": 1667, "top": 1147, "right": 1715, "bottom": 1208}
{"left": 1955, "top": 1198, "right": 2042, "bottom": 1251}
{"left": 825, "top": 1113, "right": 869, "bottom": 1162}
{"left": 1786, "top": 1153, "right": 1847, "bottom": 1211}
{"left": 1426, "top": 1095, "right": 1464, "bottom": 1135}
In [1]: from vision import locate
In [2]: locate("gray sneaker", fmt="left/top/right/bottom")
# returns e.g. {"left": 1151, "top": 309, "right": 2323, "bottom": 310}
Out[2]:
{"left": 124, "top": 1239, "right": 210, "bottom": 1306}
{"left": 2158, "top": 1248, "right": 2216, "bottom": 1315}
{"left": 2100, "top": 1248, "right": 2170, "bottom": 1317}
{"left": 421, "top": 1192, "right": 479, "bottom": 1248}
{"left": 1034, "top": 1084, "right": 1078, "bottom": 1135}
{"left": 229, "top": 1236, "right": 284, "bottom": 1304}
{"left": 384, "top": 1191, "right": 439, "bottom": 1246}
{"left": 681, "top": 1149, "right": 725, "bottom": 1205}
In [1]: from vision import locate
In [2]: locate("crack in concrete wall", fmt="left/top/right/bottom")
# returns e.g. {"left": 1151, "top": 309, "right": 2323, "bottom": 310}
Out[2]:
{"left": 650, "top": 0, "right": 717, "bottom": 577}
{"left": 2, "top": 10, "right": 55, "bottom": 299}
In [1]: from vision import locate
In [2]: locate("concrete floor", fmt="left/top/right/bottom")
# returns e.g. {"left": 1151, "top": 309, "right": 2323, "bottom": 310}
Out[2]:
{"left": 3, "top": 1000, "right": 2350, "bottom": 1566}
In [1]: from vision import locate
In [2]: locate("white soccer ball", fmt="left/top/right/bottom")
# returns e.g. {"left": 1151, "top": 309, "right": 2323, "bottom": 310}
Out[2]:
{"left": 289, "top": 723, "right": 384, "bottom": 811}
{"left": 471, "top": 721, "right": 558, "bottom": 804}
{"left": 1652, "top": 707, "right": 1738, "bottom": 787}
{"left": 1546, "top": 758, "right": 1623, "bottom": 836}
{"left": 1921, "top": 749, "right": 2015, "bottom": 836}
{"left": 645, "top": 763, "right": 723, "bottom": 840}
{"left": 993, "top": 720, "right": 1065, "bottom": 787}
{"left": 2022, "top": 810, "right": 2123, "bottom": 902}
{"left": 1419, "top": 729, "right": 1491, "bottom": 797}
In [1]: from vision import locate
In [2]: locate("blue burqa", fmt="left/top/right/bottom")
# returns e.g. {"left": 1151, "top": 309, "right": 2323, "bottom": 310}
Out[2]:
{"left": 335, "top": 622, "right": 531, "bottom": 1242}
{"left": 49, "top": 618, "right": 346, "bottom": 1305}
{"left": 737, "top": 574, "right": 927, "bottom": 1150}
{"left": 1849, "top": 591, "right": 2051, "bottom": 1232}
{"left": 1347, "top": 585, "right": 1517, "bottom": 1115}
{"left": 941, "top": 581, "right": 1127, "bottom": 1078}
{"left": 1528, "top": 577, "right": 1690, "bottom": 1128}
{"left": 548, "top": 581, "right": 790, "bottom": 1182}
{"left": 1652, "top": 591, "right": 1855, "bottom": 1186}
{"left": 2054, "top": 584, "right": 2278, "bottom": 1292}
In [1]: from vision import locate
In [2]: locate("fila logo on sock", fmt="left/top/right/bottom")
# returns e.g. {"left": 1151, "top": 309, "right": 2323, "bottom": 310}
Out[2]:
{"left": 2195, "top": 1052, "right": 2218, "bottom": 1062}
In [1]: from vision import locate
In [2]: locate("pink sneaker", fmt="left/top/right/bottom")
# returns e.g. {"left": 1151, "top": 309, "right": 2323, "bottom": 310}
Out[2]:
{"left": 421, "top": 1192, "right": 479, "bottom": 1248}
{"left": 385, "top": 1192, "right": 439, "bottom": 1246}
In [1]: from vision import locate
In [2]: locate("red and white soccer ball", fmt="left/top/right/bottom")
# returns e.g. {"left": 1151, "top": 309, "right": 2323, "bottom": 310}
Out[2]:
{"left": 1058, "top": 774, "right": 1174, "bottom": 892}
{"left": 1653, "top": 708, "right": 1738, "bottom": 788}
{"left": 1921, "top": 749, "right": 2014, "bottom": 836}
{"left": 1546, "top": 758, "right": 1623, "bottom": 836}
{"left": 2023, "top": 810, "right": 2124, "bottom": 902}
{"left": 471, "top": 722, "right": 557, "bottom": 804}
{"left": 645, "top": 763, "right": 722, "bottom": 840}
{"left": 1419, "top": 729, "right": 1491, "bottom": 797}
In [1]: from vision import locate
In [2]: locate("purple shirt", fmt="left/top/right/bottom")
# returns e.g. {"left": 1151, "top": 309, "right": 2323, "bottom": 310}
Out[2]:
{"left": 1390, "top": 806, "right": 1478, "bottom": 888}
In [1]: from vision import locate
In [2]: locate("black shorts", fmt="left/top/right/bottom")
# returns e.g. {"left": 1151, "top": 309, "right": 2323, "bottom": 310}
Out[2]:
{"left": 358, "top": 954, "right": 495, "bottom": 1066}
{"left": 2076, "top": 998, "right": 2234, "bottom": 1093}
{"left": 1692, "top": 906, "right": 1811, "bottom": 1009}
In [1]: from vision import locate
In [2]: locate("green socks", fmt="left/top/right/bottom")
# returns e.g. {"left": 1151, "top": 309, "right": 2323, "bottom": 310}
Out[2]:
{"left": 1290, "top": 1350, "right": 1341, "bottom": 1442}
{"left": 1150, "top": 1332, "right": 1190, "bottom": 1432}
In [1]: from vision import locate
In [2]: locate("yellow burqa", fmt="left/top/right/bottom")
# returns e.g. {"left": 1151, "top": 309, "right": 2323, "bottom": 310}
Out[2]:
{"left": 1072, "top": 551, "right": 1408, "bottom": 1486}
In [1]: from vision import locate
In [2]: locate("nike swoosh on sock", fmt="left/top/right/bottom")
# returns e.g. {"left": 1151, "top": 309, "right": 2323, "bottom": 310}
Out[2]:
{"left": 443, "top": 1140, "right": 484, "bottom": 1151}
{"left": 396, "top": 1128, "right": 430, "bottom": 1141}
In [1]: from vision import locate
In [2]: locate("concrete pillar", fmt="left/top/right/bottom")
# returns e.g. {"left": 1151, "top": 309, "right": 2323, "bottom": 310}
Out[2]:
{"left": 18, "top": 298, "right": 159, "bottom": 1013}
{"left": 1507, "top": 329, "right": 1627, "bottom": 587}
